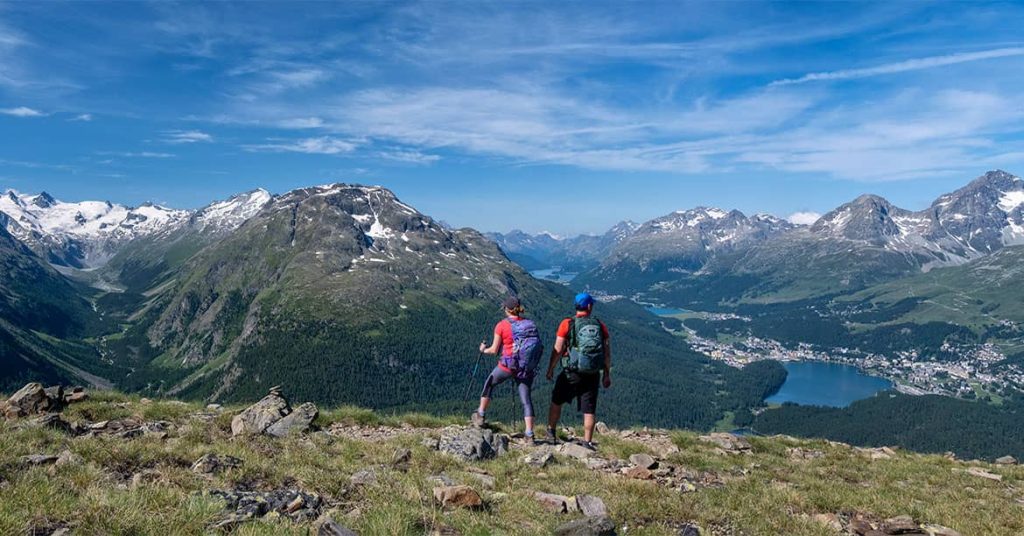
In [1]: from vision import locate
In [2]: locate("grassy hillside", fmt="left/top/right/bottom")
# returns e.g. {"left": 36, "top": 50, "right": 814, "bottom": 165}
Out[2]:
{"left": 0, "top": 391, "right": 1019, "bottom": 535}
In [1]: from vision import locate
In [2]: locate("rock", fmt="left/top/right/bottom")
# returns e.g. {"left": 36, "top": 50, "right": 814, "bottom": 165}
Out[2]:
{"left": 921, "top": 525, "right": 963, "bottom": 536}
{"left": 206, "top": 404, "right": 223, "bottom": 412}
{"left": 231, "top": 392, "right": 291, "bottom": 436}
{"left": 433, "top": 485, "right": 483, "bottom": 509}
{"left": 523, "top": 449, "right": 555, "bottom": 468}
{"left": 438, "top": 427, "right": 508, "bottom": 461}
{"left": 625, "top": 466, "right": 653, "bottom": 480}
{"left": 585, "top": 458, "right": 610, "bottom": 471}
{"left": 350, "top": 469, "right": 378, "bottom": 487}
{"left": 995, "top": 455, "right": 1017, "bottom": 465}
{"left": 208, "top": 488, "right": 323, "bottom": 522}
{"left": 811, "top": 513, "right": 842, "bottom": 532}
{"left": 54, "top": 449, "right": 82, "bottom": 469}
{"left": 427, "top": 474, "right": 457, "bottom": 487}
{"left": 881, "top": 515, "right": 918, "bottom": 534}
{"left": 554, "top": 516, "right": 617, "bottom": 536}
{"left": 391, "top": 448, "right": 412, "bottom": 467}
{"left": 43, "top": 385, "right": 64, "bottom": 403}
{"left": 317, "top": 517, "right": 358, "bottom": 536}
{"left": 595, "top": 422, "right": 610, "bottom": 435}
{"left": 192, "top": 453, "right": 243, "bottom": 475}
{"left": 4, "top": 382, "right": 63, "bottom": 418}
{"left": 576, "top": 495, "right": 608, "bottom": 517}
{"left": 533, "top": 491, "right": 574, "bottom": 513}
{"left": 32, "top": 413, "right": 73, "bottom": 434}
{"left": 20, "top": 454, "right": 59, "bottom": 466}
{"left": 698, "top": 433, "right": 751, "bottom": 453}
{"left": 130, "top": 469, "right": 163, "bottom": 489}
{"left": 965, "top": 467, "right": 1002, "bottom": 481}
{"left": 629, "top": 453, "right": 657, "bottom": 469}
{"left": 266, "top": 402, "right": 318, "bottom": 438}
{"left": 467, "top": 472, "right": 495, "bottom": 490}
{"left": 676, "top": 523, "right": 701, "bottom": 536}
{"left": 558, "top": 442, "right": 596, "bottom": 460}
{"left": 788, "top": 447, "right": 825, "bottom": 461}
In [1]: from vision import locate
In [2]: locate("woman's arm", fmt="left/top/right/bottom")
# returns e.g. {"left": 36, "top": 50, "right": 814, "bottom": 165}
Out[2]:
{"left": 479, "top": 331, "right": 502, "bottom": 355}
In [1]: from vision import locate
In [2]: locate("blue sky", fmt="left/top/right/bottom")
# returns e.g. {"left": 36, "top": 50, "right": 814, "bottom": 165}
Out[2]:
{"left": 1, "top": 1, "right": 1023, "bottom": 235}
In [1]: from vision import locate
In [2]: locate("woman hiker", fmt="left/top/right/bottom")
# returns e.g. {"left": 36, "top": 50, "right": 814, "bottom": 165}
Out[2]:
{"left": 472, "top": 296, "right": 544, "bottom": 443}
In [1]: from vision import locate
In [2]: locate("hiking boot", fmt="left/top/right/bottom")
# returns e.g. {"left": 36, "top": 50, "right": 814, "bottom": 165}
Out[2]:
{"left": 579, "top": 440, "right": 597, "bottom": 451}
{"left": 545, "top": 426, "right": 559, "bottom": 444}
{"left": 470, "top": 411, "right": 486, "bottom": 428}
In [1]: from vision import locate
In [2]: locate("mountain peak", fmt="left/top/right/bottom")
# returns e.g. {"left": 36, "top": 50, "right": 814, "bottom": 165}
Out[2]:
{"left": 31, "top": 192, "right": 57, "bottom": 208}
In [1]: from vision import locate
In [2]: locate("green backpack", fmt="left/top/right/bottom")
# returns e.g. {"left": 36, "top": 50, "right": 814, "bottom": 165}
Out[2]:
{"left": 565, "top": 316, "right": 605, "bottom": 374}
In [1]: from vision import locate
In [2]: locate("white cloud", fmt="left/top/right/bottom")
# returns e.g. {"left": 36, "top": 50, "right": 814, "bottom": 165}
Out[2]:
{"left": 245, "top": 136, "right": 358, "bottom": 155}
{"left": 98, "top": 151, "right": 176, "bottom": 158}
{"left": 164, "top": 130, "right": 213, "bottom": 143}
{"left": 277, "top": 117, "right": 324, "bottom": 129}
{"left": 376, "top": 149, "right": 441, "bottom": 164}
{"left": 771, "top": 47, "right": 1024, "bottom": 86}
{"left": 787, "top": 211, "right": 821, "bottom": 225}
{"left": 0, "top": 106, "right": 45, "bottom": 117}
{"left": 70, "top": 113, "right": 93, "bottom": 121}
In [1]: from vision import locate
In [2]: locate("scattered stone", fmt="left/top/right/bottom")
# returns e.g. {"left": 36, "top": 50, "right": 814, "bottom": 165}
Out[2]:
{"left": 921, "top": 525, "right": 963, "bottom": 536}
{"left": 676, "top": 522, "right": 701, "bottom": 536}
{"left": 965, "top": 467, "right": 1002, "bottom": 482}
{"left": 554, "top": 515, "right": 617, "bottom": 536}
{"left": 427, "top": 474, "right": 457, "bottom": 487}
{"left": 266, "top": 402, "right": 319, "bottom": 438}
{"left": 231, "top": 390, "right": 291, "bottom": 437}
{"left": 433, "top": 485, "right": 483, "bottom": 510}
{"left": 20, "top": 454, "right": 59, "bottom": 466}
{"left": 533, "top": 491, "right": 575, "bottom": 513}
{"left": 421, "top": 437, "right": 440, "bottom": 449}
{"left": 881, "top": 515, "right": 918, "bottom": 534}
{"left": 130, "top": 469, "right": 163, "bottom": 489}
{"left": 208, "top": 488, "right": 323, "bottom": 524}
{"left": 350, "top": 468, "right": 378, "bottom": 487}
{"left": 558, "top": 442, "right": 596, "bottom": 460}
{"left": 32, "top": 413, "right": 73, "bottom": 434}
{"left": 699, "top": 433, "right": 751, "bottom": 454}
{"left": 3, "top": 382, "right": 64, "bottom": 418}
{"left": 629, "top": 453, "right": 657, "bottom": 469}
{"left": 995, "top": 455, "right": 1018, "bottom": 465}
{"left": 192, "top": 453, "right": 243, "bottom": 475}
{"left": 467, "top": 472, "right": 496, "bottom": 490}
{"left": 317, "top": 517, "right": 358, "bottom": 536}
{"left": 625, "top": 466, "right": 653, "bottom": 480}
{"left": 595, "top": 422, "right": 610, "bottom": 435}
{"left": 788, "top": 447, "right": 826, "bottom": 461}
{"left": 206, "top": 404, "right": 223, "bottom": 412}
{"left": 585, "top": 458, "right": 610, "bottom": 471}
{"left": 391, "top": 447, "right": 412, "bottom": 467}
{"left": 575, "top": 495, "right": 608, "bottom": 517}
{"left": 811, "top": 513, "right": 842, "bottom": 532}
{"left": 437, "top": 426, "right": 509, "bottom": 461}
{"left": 54, "top": 449, "right": 82, "bottom": 469}
{"left": 523, "top": 448, "right": 555, "bottom": 468}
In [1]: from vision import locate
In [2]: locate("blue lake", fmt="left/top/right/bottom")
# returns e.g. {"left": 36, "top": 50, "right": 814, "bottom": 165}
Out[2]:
{"left": 528, "top": 268, "right": 578, "bottom": 283}
{"left": 765, "top": 361, "right": 893, "bottom": 408}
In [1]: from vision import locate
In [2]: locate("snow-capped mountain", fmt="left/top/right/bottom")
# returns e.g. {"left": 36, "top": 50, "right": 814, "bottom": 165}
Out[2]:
{"left": 0, "top": 190, "right": 189, "bottom": 268}
{"left": 487, "top": 220, "right": 640, "bottom": 271}
{"left": 0, "top": 188, "right": 273, "bottom": 269}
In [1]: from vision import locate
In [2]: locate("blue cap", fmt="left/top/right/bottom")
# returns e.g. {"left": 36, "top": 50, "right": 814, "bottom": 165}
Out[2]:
{"left": 574, "top": 292, "right": 595, "bottom": 309}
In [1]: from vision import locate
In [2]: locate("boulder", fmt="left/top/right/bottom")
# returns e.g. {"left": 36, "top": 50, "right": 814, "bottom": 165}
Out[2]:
{"left": 628, "top": 453, "right": 657, "bottom": 470}
{"left": 533, "top": 491, "right": 575, "bottom": 513}
{"left": 350, "top": 469, "right": 378, "bottom": 487}
{"left": 192, "top": 454, "right": 243, "bottom": 475}
{"left": 557, "top": 442, "right": 596, "bottom": 460}
{"left": 554, "top": 516, "right": 617, "bottom": 536}
{"left": 523, "top": 448, "right": 555, "bottom": 468}
{"left": 467, "top": 472, "right": 495, "bottom": 490}
{"left": 438, "top": 427, "right": 509, "bottom": 461}
{"left": 595, "top": 422, "right": 610, "bottom": 435}
{"left": 427, "top": 474, "right": 457, "bottom": 487}
{"left": 698, "top": 433, "right": 751, "bottom": 453}
{"left": 318, "top": 517, "right": 359, "bottom": 536}
{"left": 266, "top": 402, "right": 318, "bottom": 438}
{"left": 64, "top": 387, "right": 88, "bottom": 403}
{"left": 575, "top": 495, "right": 608, "bottom": 517}
{"left": 995, "top": 455, "right": 1017, "bottom": 465}
{"left": 880, "top": 515, "right": 918, "bottom": 534}
{"left": 231, "top": 391, "right": 290, "bottom": 436}
{"left": 433, "top": 485, "right": 483, "bottom": 509}
{"left": 4, "top": 383, "right": 63, "bottom": 418}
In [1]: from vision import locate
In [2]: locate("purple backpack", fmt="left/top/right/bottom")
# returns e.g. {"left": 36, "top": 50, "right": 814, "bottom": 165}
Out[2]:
{"left": 501, "top": 318, "right": 544, "bottom": 380}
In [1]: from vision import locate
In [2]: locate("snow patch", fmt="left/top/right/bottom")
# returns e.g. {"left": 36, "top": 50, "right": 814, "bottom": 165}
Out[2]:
{"left": 998, "top": 191, "right": 1024, "bottom": 212}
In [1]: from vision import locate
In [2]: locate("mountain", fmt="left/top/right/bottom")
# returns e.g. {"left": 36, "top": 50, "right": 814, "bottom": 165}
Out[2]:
{"left": 580, "top": 170, "right": 1024, "bottom": 305}
{"left": 0, "top": 225, "right": 109, "bottom": 390}
{"left": 576, "top": 208, "right": 794, "bottom": 296}
{"left": 487, "top": 221, "right": 639, "bottom": 272}
{"left": 0, "top": 190, "right": 189, "bottom": 268}
{"left": 98, "top": 183, "right": 779, "bottom": 429}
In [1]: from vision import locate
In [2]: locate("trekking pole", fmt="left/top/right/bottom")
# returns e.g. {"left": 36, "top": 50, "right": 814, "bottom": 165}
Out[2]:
{"left": 463, "top": 351, "right": 484, "bottom": 401}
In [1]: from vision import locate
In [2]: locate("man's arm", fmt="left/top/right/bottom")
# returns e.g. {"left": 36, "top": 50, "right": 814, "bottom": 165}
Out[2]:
{"left": 546, "top": 336, "right": 565, "bottom": 381}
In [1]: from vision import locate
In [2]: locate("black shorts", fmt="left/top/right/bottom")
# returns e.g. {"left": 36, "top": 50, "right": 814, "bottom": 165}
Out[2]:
{"left": 552, "top": 370, "right": 600, "bottom": 414}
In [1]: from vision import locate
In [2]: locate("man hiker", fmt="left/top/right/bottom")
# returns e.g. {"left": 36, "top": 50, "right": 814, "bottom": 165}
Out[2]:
{"left": 472, "top": 296, "right": 544, "bottom": 443}
{"left": 545, "top": 292, "right": 611, "bottom": 449}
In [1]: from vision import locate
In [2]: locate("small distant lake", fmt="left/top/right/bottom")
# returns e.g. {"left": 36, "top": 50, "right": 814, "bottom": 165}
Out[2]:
{"left": 766, "top": 361, "right": 893, "bottom": 408}
{"left": 529, "top": 268, "right": 578, "bottom": 283}
{"left": 645, "top": 306, "right": 691, "bottom": 316}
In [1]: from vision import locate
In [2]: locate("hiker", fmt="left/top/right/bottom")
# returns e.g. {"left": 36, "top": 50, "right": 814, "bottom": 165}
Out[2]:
{"left": 472, "top": 296, "right": 544, "bottom": 442}
{"left": 545, "top": 292, "right": 611, "bottom": 449}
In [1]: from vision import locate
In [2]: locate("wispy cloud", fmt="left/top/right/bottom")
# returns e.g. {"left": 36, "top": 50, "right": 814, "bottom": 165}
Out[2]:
{"left": 244, "top": 136, "right": 358, "bottom": 155}
{"left": 164, "top": 130, "right": 213, "bottom": 144}
{"left": 376, "top": 149, "right": 441, "bottom": 164}
{"left": 97, "top": 151, "right": 176, "bottom": 158}
{"left": 0, "top": 106, "right": 45, "bottom": 117}
{"left": 70, "top": 113, "right": 93, "bottom": 122}
{"left": 771, "top": 47, "right": 1024, "bottom": 86}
